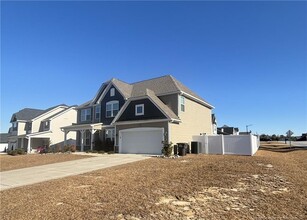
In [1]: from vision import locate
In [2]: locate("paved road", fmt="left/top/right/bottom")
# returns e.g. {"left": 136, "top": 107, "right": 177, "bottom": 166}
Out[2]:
{"left": 0, "top": 154, "right": 150, "bottom": 191}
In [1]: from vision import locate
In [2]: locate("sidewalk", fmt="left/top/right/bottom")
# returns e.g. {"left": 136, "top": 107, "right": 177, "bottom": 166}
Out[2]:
{"left": 0, "top": 154, "right": 149, "bottom": 191}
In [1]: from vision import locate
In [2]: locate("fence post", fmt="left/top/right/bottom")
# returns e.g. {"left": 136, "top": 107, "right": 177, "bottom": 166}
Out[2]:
{"left": 221, "top": 135, "right": 225, "bottom": 155}
{"left": 204, "top": 135, "right": 208, "bottom": 154}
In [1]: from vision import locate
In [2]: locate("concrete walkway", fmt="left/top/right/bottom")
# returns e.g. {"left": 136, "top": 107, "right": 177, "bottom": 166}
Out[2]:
{"left": 0, "top": 154, "right": 150, "bottom": 191}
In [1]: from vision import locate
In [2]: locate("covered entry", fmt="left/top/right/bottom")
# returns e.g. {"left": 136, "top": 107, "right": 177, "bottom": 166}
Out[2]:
{"left": 119, "top": 127, "right": 164, "bottom": 155}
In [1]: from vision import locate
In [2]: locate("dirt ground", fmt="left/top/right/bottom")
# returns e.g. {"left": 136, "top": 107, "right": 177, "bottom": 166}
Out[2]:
{"left": 1, "top": 149, "right": 306, "bottom": 220}
{"left": 0, "top": 154, "right": 93, "bottom": 172}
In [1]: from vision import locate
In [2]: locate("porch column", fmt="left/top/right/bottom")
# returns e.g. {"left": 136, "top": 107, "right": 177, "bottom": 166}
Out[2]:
{"left": 80, "top": 130, "right": 85, "bottom": 152}
{"left": 27, "top": 137, "right": 31, "bottom": 153}
{"left": 63, "top": 130, "right": 69, "bottom": 146}
{"left": 21, "top": 138, "right": 24, "bottom": 150}
{"left": 90, "top": 128, "right": 96, "bottom": 151}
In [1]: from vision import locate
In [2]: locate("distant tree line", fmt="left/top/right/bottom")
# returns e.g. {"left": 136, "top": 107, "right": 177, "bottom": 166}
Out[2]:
{"left": 260, "top": 134, "right": 297, "bottom": 141}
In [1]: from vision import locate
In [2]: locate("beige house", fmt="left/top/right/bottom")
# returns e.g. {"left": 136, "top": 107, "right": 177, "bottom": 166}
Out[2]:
{"left": 62, "top": 75, "right": 215, "bottom": 154}
{"left": 8, "top": 104, "right": 77, "bottom": 153}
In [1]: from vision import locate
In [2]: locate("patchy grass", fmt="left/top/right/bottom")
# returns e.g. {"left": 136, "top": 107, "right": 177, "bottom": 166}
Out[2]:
{"left": 0, "top": 154, "right": 93, "bottom": 172}
{"left": 1, "top": 150, "right": 306, "bottom": 219}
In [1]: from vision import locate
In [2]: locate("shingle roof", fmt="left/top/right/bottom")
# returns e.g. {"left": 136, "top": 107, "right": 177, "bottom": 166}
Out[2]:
{"left": 10, "top": 104, "right": 70, "bottom": 122}
{"left": 144, "top": 89, "right": 179, "bottom": 120}
{"left": 10, "top": 108, "right": 45, "bottom": 122}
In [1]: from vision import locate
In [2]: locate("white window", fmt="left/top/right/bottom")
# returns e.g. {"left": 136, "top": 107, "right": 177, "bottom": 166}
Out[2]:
{"left": 180, "top": 96, "right": 185, "bottom": 112}
{"left": 81, "top": 108, "right": 91, "bottom": 122}
{"left": 95, "top": 105, "right": 101, "bottom": 120}
{"left": 110, "top": 88, "right": 115, "bottom": 97}
{"left": 106, "top": 101, "right": 119, "bottom": 117}
{"left": 135, "top": 104, "right": 144, "bottom": 116}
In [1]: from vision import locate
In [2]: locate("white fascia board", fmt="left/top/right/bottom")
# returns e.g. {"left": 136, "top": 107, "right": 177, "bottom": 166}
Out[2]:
{"left": 180, "top": 91, "right": 214, "bottom": 109}
{"left": 114, "top": 119, "right": 169, "bottom": 126}
{"left": 96, "top": 81, "right": 128, "bottom": 104}
{"left": 31, "top": 106, "right": 68, "bottom": 121}
{"left": 46, "top": 107, "right": 76, "bottom": 121}
{"left": 111, "top": 100, "right": 130, "bottom": 124}
{"left": 90, "top": 83, "right": 107, "bottom": 105}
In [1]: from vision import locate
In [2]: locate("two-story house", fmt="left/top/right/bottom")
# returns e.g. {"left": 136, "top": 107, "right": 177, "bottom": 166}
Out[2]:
{"left": 8, "top": 104, "right": 77, "bottom": 153}
{"left": 62, "top": 75, "right": 214, "bottom": 154}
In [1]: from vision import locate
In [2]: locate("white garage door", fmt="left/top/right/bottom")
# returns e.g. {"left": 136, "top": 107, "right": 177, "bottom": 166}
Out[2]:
{"left": 119, "top": 127, "right": 164, "bottom": 155}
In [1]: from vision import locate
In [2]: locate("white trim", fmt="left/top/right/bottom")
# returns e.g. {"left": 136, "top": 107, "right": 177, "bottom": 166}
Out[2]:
{"left": 119, "top": 127, "right": 164, "bottom": 154}
{"left": 114, "top": 119, "right": 169, "bottom": 125}
{"left": 61, "top": 123, "right": 104, "bottom": 132}
{"left": 106, "top": 100, "right": 119, "bottom": 118}
{"left": 96, "top": 81, "right": 128, "bottom": 104}
{"left": 31, "top": 106, "right": 68, "bottom": 121}
{"left": 135, "top": 104, "right": 144, "bottom": 116}
{"left": 181, "top": 91, "right": 214, "bottom": 109}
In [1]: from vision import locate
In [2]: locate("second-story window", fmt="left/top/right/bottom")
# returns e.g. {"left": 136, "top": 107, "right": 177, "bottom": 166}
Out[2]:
{"left": 110, "top": 88, "right": 115, "bottom": 97}
{"left": 95, "top": 105, "right": 101, "bottom": 120}
{"left": 44, "top": 121, "right": 50, "bottom": 130}
{"left": 106, "top": 101, "right": 119, "bottom": 118}
{"left": 135, "top": 104, "right": 144, "bottom": 116}
{"left": 12, "top": 122, "right": 18, "bottom": 131}
{"left": 180, "top": 96, "right": 185, "bottom": 112}
{"left": 81, "top": 108, "right": 91, "bottom": 122}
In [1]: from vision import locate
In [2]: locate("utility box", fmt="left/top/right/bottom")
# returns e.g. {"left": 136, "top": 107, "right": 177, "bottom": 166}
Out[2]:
{"left": 191, "top": 141, "right": 201, "bottom": 154}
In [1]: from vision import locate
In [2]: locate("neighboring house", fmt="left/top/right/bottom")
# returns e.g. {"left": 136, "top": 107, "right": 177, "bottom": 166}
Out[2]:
{"left": 0, "top": 133, "right": 9, "bottom": 152}
{"left": 217, "top": 125, "right": 239, "bottom": 135}
{"left": 8, "top": 104, "right": 77, "bottom": 153}
{"left": 211, "top": 114, "right": 217, "bottom": 135}
{"left": 62, "top": 75, "right": 214, "bottom": 154}
{"left": 297, "top": 133, "right": 307, "bottom": 141}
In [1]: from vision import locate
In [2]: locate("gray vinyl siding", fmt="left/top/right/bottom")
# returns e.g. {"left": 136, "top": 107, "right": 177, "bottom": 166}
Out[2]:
{"left": 117, "top": 99, "right": 167, "bottom": 122}
{"left": 158, "top": 94, "right": 179, "bottom": 116}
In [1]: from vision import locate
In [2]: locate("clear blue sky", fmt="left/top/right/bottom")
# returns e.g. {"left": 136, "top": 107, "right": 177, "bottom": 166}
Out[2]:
{"left": 1, "top": 1, "right": 306, "bottom": 136}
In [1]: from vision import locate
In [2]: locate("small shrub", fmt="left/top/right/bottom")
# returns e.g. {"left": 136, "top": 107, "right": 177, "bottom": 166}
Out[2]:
{"left": 92, "top": 150, "right": 98, "bottom": 154}
{"left": 107, "top": 151, "right": 114, "bottom": 154}
{"left": 70, "top": 145, "right": 76, "bottom": 152}
{"left": 16, "top": 148, "right": 25, "bottom": 155}
{"left": 98, "top": 150, "right": 105, "bottom": 154}
{"left": 7, "top": 150, "right": 17, "bottom": 156}
{"left": 63, "top": 145, "right": 70, "bottom": 152}
{"left": 162, "top": 141, "right": 173, "bottom": 157}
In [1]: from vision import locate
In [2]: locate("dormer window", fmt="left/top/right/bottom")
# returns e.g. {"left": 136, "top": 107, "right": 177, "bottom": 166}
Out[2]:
{"left": 110, "top": 88, "right": 115, "bottom": 97}
{"left": 135, "top": 104, "right": 144, "bottom": 116}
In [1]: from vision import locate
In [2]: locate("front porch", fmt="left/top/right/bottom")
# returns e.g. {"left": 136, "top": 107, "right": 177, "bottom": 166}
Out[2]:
{"left": 61, "top": 123, "right": 115, "bottom": 152}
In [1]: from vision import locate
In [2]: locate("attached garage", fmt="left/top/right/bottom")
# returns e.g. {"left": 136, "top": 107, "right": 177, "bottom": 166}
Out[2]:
{"left": 119, "top": 127, "right": 164, "bottom": 155}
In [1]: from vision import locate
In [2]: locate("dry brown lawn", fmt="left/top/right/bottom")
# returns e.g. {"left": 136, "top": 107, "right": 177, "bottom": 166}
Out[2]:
{"left": 1, "top": 149, "right": 306, "bottom": 219}
{"left": 0, "top": 154, "right": 93, "bottom": 172}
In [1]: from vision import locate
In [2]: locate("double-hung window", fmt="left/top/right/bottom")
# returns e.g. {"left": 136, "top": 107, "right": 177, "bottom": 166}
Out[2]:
{"left": 180, "top": 96, "right": 185, "bottom": 112}
{"left": 95, "top": 105, "right": 101, "bottom": 120}
{"left": 81, "top": 108, "right": 91, "bottom": 122}
{"left": 106, "top": 101, "right": 119, "bottom": 118}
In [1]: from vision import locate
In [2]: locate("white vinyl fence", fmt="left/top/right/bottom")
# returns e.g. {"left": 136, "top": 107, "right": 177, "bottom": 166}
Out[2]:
{"left": 192, "top": 134, "right": 260, "bottom": 156}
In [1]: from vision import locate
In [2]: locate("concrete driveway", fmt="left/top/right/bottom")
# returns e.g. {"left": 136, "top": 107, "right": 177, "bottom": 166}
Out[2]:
{"left": 0, "top": 154, "right": 150, "bottom": 191}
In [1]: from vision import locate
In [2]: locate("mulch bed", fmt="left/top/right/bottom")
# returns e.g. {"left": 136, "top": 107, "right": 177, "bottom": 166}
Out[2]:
{"left": 1, "top": 150, "right": 306, "bottom": 219}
